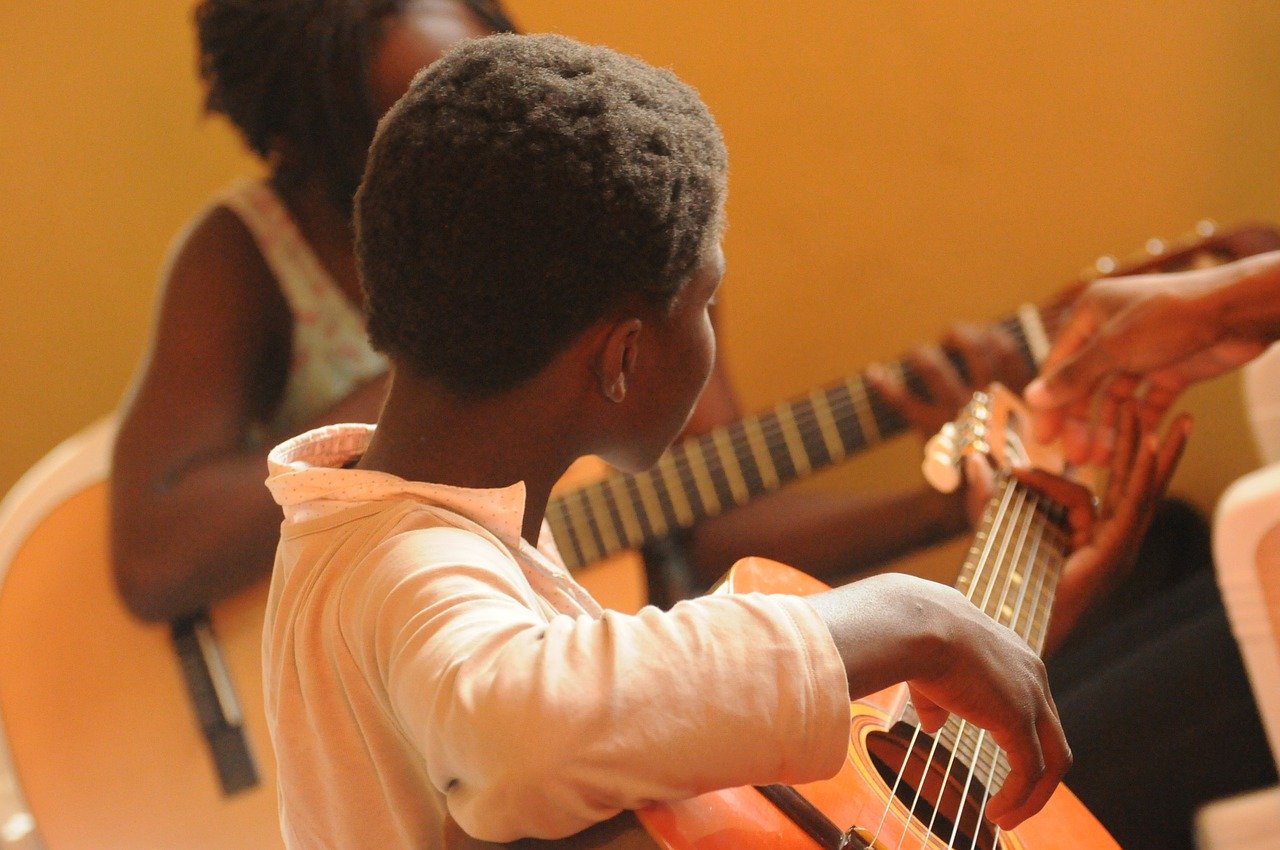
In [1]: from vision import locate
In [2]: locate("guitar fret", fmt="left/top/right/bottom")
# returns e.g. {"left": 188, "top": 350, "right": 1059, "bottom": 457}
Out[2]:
{"left": 543, "top": 505, "right": 583, "bottom": 570}
{"left": 656, "top": 452, "right": 696, "bottom": 527}
{"left": 790, "top": 397, "right": 832, "bottom": 469}
{"left": 774, "top": 402, "right": 812, "bottom": 477}
{"left": 742, "top": 417, "right": 781, "bottom": 491}
{"left": 710, "top": 427, "right": 751, "bottom": 505}
{"left": 681, "top": 441, "right": 722, "bottom": 518}
{"left": 697, "top": 433, "right": 740, "bottom": 514}
{"left": 810, "top": 387, "right": 848, "bottom": 462}
{"left": 606, "top": 474, "right": 646, "bottom": 548}
{"left": 583, "top": 482, "right": 623, "bottom": 557}
{"left": 575, "top": 487, "right": 609, "bottom": 564}
{"left": 554, "top": 499, "right": 592, "bottom": 570}
{"left": 845, "top": 376, "right": 882, "bottom": 447}
{"left": 631, "top": 471, "right": 670, "bottom": 538}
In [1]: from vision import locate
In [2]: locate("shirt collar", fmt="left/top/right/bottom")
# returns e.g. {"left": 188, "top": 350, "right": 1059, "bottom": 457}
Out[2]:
{"left": 266, "top": 423, "right": 530, "bottom": 551}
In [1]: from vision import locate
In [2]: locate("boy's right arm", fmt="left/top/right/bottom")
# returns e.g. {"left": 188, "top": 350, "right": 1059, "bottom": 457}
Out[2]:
{"left": 369, "top": 530, "right": 1065, "bottom": 841}
{"left": 804, "top": 573, "right": 1070, "bottom": 830}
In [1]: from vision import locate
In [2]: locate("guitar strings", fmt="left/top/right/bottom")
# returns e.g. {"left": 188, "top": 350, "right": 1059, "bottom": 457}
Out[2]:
{"left": 926, "top": 483, "right": 1042, "bottom": 850}
{"left": 889, "top": 480, "right": 1025, "bottom": 850}
{"left": 965, "top": 488, "right": 1066, "bottom": 850}
{"left": 872, "top": 480, "right": 1019, "bottom": 849}
{"left": 931, "top": 485, "right": 1039, "bottom": 850}
{"left": 871, "top": 477, "right": 1067, "bottom": 850}
{"left": 947, "top": 487, "right": 1049, "bottom": 850}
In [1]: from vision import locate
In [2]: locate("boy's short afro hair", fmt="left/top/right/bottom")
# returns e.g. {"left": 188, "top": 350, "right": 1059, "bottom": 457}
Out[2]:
{"left": 356, "top": 33, "right": 728, "bottom": 397}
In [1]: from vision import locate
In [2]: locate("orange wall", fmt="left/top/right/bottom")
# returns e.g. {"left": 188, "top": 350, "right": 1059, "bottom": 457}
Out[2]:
{"left": 3, "top": 3, "right": 1280, "bottom": 576}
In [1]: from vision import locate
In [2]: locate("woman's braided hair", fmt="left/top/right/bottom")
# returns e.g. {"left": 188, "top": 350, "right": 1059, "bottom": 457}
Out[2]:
{"left": 194, "top": 0, "right": 515, "bottom": 215}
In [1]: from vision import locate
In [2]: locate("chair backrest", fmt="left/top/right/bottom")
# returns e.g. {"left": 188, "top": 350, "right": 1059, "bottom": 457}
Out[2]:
{"left": 1243, "top": 341, "right": 1280, "bottom": 466}
{"left": 0, "top": 414, "right": 287, "bottom": 850}
{"left": 0, "top": 415, "right": 117, "bottom": 850}
{"left": 1212, "top": 348, "right": 1280, "bottom": 771}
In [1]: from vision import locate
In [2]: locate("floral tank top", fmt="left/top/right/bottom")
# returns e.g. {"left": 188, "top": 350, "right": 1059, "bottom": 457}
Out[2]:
{"left": 218, "top": 180, "right": 388, "bottom": 439}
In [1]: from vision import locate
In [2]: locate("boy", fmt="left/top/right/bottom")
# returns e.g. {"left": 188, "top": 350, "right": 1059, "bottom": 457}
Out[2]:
{"left": 263, "top": 33, "right": 1069, "bottom": 847}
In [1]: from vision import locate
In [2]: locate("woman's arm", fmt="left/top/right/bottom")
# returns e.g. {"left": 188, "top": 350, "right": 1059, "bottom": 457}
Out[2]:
{"left": 110, "top": 205, "right": 386, "bottom": 621}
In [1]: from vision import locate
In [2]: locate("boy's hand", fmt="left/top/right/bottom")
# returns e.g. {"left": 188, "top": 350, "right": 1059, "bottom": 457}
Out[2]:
{"left": 805, "top": 573, "right": 1070, "bottom": 830}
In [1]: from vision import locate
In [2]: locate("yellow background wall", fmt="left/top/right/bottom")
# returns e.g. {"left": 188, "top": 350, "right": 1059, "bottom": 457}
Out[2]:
{"left": 3, "top": 2, "right": 1280, "bottom": 577}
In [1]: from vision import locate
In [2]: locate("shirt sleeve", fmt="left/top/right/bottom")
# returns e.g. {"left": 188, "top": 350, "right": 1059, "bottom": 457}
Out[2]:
{"left": 345, "top": 526, "right": 851, "bottom": 843}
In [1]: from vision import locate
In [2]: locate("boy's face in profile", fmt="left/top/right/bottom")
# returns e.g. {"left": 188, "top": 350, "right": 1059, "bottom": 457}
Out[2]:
{"left": 610, "top": 240, "right": 725, "bottom": 473}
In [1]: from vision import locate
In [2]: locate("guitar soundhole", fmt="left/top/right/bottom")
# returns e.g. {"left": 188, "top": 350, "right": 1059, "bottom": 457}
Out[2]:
{"left": 866, "top": 723, "right": 1005, "bottom": 850}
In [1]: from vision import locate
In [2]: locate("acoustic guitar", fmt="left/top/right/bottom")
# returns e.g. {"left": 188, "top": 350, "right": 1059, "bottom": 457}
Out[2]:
{"left": 452, "top": 386, "right": 1120, "bottom": 848}
{"left": 0, "top": 224, "right": 1271, "bottom": 849}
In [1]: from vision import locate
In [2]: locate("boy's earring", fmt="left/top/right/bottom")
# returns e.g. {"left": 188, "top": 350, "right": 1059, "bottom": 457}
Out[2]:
{"left": 606, "top": 374, "right": 627, "bottom": 403}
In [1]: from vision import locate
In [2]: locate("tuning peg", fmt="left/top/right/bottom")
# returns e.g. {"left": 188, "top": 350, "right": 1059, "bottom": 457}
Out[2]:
{"left": 922, "top": 422, "right": 962, "bottom": 493}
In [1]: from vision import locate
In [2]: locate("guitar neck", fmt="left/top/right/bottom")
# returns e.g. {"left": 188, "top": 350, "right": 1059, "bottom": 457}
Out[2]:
{"left": 547, "top": 307, "right": 1050, "bottom": 571}
{"left": 932, "top": 474, "right": 1070, "bottom": 791}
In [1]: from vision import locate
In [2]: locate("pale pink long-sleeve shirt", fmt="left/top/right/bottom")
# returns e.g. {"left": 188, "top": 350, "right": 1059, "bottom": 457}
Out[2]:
{"left": 264, "top": 424, "right": 851, "bottom": 848}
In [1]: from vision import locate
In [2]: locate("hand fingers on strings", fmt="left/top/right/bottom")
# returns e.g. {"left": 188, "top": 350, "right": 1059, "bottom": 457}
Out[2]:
{"left": 943, "top": 323, "right": 995, "bottom": 390}
{"left": 866, "top": 362, "right": 943, "bottom": 435}
{"left": 906, "top": 345, "right": 970, "bottom": 412}
{"left": 905, "top": 685, "right": 951, "bottom": 734}
{"left": 1011, "top": 467, "right": 1095, "bottom": 548}
{"left": 988, "top": 709, "right": 1073, "bottom": 830}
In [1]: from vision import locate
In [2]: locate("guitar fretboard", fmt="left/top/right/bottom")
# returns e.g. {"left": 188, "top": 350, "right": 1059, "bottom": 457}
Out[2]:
{"left": 927, "top": 474, "right": 1070, "bottom": 793}
{"left": 546, "top": 308, "right": 1051, "bottom": 571}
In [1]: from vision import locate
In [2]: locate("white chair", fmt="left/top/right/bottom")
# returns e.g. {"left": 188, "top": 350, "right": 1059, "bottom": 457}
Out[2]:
{"left": 0, "top": 415, "right": 116, "bottom": 849}
{"left": 1198, "top": 346, "right": 1280, "bottom": 849}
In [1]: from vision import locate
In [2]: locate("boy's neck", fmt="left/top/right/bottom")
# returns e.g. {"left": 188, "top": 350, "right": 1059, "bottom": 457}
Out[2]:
{"left": 356, "top": 368, "right": 589, "bottom": 545}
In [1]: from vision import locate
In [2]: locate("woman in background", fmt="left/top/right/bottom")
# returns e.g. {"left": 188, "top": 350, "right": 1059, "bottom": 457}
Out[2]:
{"left": 109, "top": 0, "right": 1004, "bottom": 624}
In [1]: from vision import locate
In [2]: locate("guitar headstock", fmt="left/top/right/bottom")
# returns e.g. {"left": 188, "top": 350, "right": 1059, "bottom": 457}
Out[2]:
{"left": 922, "top": 384, "right": 1066, "bottom": 493}
{"left": 1080, "top": 220, "right": 1280, "bottom": 282}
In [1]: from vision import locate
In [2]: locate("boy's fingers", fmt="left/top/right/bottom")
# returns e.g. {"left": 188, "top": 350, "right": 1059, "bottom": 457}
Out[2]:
{"left": 1000, "top": 714, "right": 1072, "bottom": 830}
{"left": 907, "top": 686, "right": 949, "bottom": 733}
{"left": 986, "top": 708, "right": 1070, "bottom": 830}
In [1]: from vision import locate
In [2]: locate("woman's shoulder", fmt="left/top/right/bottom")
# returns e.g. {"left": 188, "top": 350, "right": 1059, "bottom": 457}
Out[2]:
{"left": 158, "top": 184, "right": 283, "bottom": 313}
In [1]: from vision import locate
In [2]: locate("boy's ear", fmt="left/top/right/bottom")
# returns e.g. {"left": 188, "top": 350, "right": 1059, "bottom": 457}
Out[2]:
{"left": 596, "top": 318, "right": 643, "bottom": 404}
